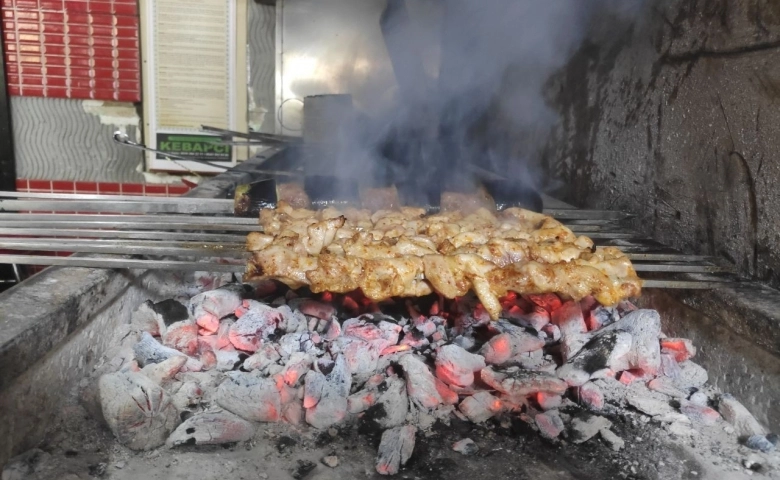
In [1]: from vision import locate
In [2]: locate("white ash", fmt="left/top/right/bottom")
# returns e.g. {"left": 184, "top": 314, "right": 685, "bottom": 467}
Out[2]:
{"left": 452, "top": 438, "right": 479, "bottom": 455}
{"left": 167, "top": 410, "right": 255, "bottom": 447}
{"left": 88, "top": 281, "right": 778, "bottom": 476}
{"left": 375, "top": 425, "right": 416, "bottom": 476}
{"left": 569, "top": 412, "right": 613, "bottom": 444}
{"left": 98, "top": 371, "right": 180, "bottom": 451}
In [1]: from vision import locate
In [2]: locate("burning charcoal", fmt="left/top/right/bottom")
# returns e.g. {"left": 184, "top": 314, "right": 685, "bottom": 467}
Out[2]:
{"left": 99, "top": 371, "right": 180, "bottom": 450}
{"left": 506, "top": 306, "right": 550, "bottom": 331}
{"left": 398, "top": 354, "right": 444, "bottom": 409}
{"left": 527, "top": 294, "right": 562, "bottom": 313}
{"left": 229, "top": 307, "right": 283, "bottom": 352}
{"left": 171, "top": 381, "right": 204, "bottom": 411}
{"left": 452, "top": 438, "right": 478, "bottom": 455}
{"left": 480, "top": 321, "right": 545, "bottom": 365}
{"left": 303, "top": 370, "right": 326, "bottom": 408}
{"left": 275, "top": 374, "right": 299, "bottom": 404}
{"left": 131, "top": 300, "right": 165, "bottom": 336}
{"left": 647, "top": 377, "right": 687, "bottom": 398}
{"left": 616, "top": 300, "right": 638, "bottom": 316}
{"left": 571, "top": 382, "right": 604, "bottom": 410}
{"left": 175, "top": 370, "right": 224, "bottom": 404}
{"left": 541, "top": 323, "right": 561, "bottom": 343}
{"left": 536, "top": 392, "right": 563, "bottom": 411}
{"left": 196, "top": 313, "right": 220, "bottom": 334}
{"left": 275, "top": 304, "right": 306, "bottom": 333}
{"left": 619, "top": 370, "right": 641, "bottom": 385}
{"left": 215, "top": 348, "right": 243, "bottom": 372}
{"left": 580, "top": 295, "right": 598, "bottom": 313}
{"left": 746, "top": 435, "right": 776, "bottom": 453}
{"left": 689, "top": 391, "right": 709, "bottom": 405}
{"left": 371, "top": 375, "right": 409, "bottom": 429}
{"left": 555, "top": 331, "right": 632, "bottom": 387}
{"left": 364, "top": 373, "right": 386, "bottom": 390}
{"left": 216, "top": 371, "right": 282, "bottom": 422}
{"left": 459, "top": 391, "right": 503, "bottom": 423}
{"left": 534, "top": 411, "right": 565, "bottom": 440}
{"left": 167, "top": 411, "right": 255, "bottom": 447}
{"left": 512, "top": 349, "right": 549, "bottom": 371}
{"left": 599, "top": 428, "right": 625, "bottom": 451}
{"left": 140, "top": 355, "right": 187, "bottom": 387}
{"left": 332, "top": 336, "right": 381, "bottom": 376}
{"left": 278, "top": 332, "right": 323, "bottom": 358}
{"left": 481, "top": 367, "right": 567, "bottom": 399}
{"left": 453, "top": 335, "right": 476, "bottom": 351}
{"left": 216, "top": 318, "right": 234, "bottom": 350}
{"left": 432, "top": 325, "right": 448, "bottom": 343}
{"left": 190, "top": 285, "right": 243, "bottom": 327}
{"left": 569, "top": 412, "right": 612, "bottom": 444}
{"left": 717, "top": 394, "right": 766, "bottom": 439}
{"left": 305, "top": 355, "right": 351, "bottom": 429}
{"left": 244, "top": 344, "right": 282, "bottom": 373}
{"left": 163, "top": 320, "right": 199, "bottom": 356}
{"left": 551, "top": 301, "right": 589, "bottom": 361}
{"left": 381, "top": 345, "right": 412, "bottom": 356}
{"left": 673, "top": 361, "right": 708, "bottom": 390}
{"left": 280, "top": 353, "right": 314, "bottom": 387}
{"left": 343, "top": 317, "right": 402, "bottom": 351}
{"left": 434, "top": 344, "right": 486, "bottom": 388}
{"left": 434, "top": 378, "right": 460, "bottom": 406}
{"left": 294, "top": 298, "right": 335, "bottom": 320}
{"left": 586, "top": 306, "right": 617, "bottom": 331}
{"left": 283, "top": 401, "right": 305, "bottom": 426}
{"left": 659, "top": 353, "right": 682, "bottom": 379}
{"left": 400, "top": 332, "right": 430, "bottom": 350}
{"left": 324, "top": 317, "right": 341, "bottom": 341}
{"left": 414, "top": 319, "right": 437, "bottom": 337}
{"left": 680, "top": 401, "right": 721, "bottom": 426}
{"left": 133, "top": 332, "right": 202, "bottom": 372}
{"left": 348, "top": 389, "right": 377, "bottom": 414}
{"left": 375, "top": 425, "right": 416, "bottom": 476}
{"left": 660, "top": 338, "right": 696, "bottom": 362}
{"left": 307, "top": 317, "right": 319, "bottom": 331}
{"left": 626, "top": 395, "right": 675, "bottom": 417}
{"left": 599, "top": 309, "right": 662, "bottom": 375}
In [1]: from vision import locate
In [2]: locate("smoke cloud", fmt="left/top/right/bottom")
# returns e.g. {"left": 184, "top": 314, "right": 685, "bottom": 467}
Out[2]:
{"left": 327, "top": 0, "right": 642, "bottom": 195}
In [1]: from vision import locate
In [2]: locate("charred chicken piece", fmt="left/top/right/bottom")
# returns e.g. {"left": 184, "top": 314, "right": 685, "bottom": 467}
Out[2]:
{"left": 234, "top": 179, "right": 310, "bottom": 218}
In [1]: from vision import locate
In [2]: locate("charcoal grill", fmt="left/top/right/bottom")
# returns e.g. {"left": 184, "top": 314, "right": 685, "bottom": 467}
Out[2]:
{"left": 0, "top": 148, "right": 734, "bottom": 291}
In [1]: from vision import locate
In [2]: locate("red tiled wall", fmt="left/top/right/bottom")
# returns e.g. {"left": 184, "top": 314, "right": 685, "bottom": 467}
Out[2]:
{"left": 2, "top": 0, "right": 141, "bottom": 101}
{"left": 15, "top": 178, "right": 194, "bottom": 196}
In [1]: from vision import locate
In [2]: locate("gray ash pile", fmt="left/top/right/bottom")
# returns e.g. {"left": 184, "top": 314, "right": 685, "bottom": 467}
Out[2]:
{"left": 82, "top": 275, "right": 778, "bottom": 476}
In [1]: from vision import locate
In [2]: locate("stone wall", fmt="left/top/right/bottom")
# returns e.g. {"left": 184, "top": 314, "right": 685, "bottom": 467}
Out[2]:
{"left": 545, "top": 0, "right": 780, "bottom": 287}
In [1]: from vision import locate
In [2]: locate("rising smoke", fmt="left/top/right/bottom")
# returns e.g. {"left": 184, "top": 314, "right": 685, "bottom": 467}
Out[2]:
{"left": 334, "top": 0, "right": 642, "bottom": 195}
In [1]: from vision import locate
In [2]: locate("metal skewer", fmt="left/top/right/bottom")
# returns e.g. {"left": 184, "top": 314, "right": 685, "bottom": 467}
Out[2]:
{"left": 0, "top": 190, "right": 634, "bottom": 221}
{"left": 0, "top": 253, "right": 730, "bottom": 290}
{"left": 0, "top": 255, "right": 246, "bottom": 273}
{"left": 0, "top": 236, "right": 723, "bottom": 274}
{"left": 0, "top": 228, "right": 248, "bottom": 242}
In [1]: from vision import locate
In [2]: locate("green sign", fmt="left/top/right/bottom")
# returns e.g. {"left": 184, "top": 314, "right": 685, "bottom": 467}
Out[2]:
{"left": 156, "top": 134, "right": 232, "bottom": 162}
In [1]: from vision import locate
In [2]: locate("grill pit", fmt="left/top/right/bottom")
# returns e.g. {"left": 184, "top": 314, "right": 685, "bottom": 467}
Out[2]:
{"left": 3, "top": 265, "right": 780, "bottom": 479}
{"left": 1, "top": 165, "right": 780, "bottom": 480}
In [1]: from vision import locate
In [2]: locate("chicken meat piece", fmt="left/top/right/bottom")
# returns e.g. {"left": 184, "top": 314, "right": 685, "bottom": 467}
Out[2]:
{"left": 245, "top": 203, "right": 642, "bottom": 319}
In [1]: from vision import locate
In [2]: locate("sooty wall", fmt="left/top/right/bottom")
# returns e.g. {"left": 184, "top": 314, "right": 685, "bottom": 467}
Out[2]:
{"left": 545, "top": 0, "right": 780, "bottom": 287}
